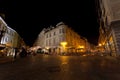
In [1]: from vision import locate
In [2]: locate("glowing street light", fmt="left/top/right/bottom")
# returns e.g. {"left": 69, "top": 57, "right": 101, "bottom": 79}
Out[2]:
{"left": 60, "top": 42, "right": 67, "bottom": 53}
{"left": 99, "top": 43, "right": 102, "bottom": 47}
{"left": 78, "top": 45, "right": 85, "bottom": 52}
{"left": 78, "top": 45, "right": 85, "bottom": 48}
{"left": 60, "top": 42, "right": 67, "bottom": 47}
{"left": 46, "top": 47, "right": 49, "bottom": 50}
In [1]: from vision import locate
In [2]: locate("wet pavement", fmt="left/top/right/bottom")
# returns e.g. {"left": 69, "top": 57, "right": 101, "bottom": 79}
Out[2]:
{"left": 0, "top": 54, "right": 120, "bottom": 80}
{"left": 0, "top": 56, "right": 13, "bottom": 64}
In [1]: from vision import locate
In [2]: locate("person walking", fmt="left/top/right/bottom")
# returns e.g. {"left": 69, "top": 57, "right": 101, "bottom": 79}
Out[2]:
{"left": 14, "top": 48, "right": 18, "bottom": 59}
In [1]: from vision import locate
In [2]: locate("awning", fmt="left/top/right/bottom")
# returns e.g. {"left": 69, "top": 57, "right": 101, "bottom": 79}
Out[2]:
{"left": 0, "top": 44, "right": 6, "bottom": 50}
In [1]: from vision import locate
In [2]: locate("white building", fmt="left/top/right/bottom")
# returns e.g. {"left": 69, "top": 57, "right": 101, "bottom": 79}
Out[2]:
{"left": 0, "top": 16, "right": 25, "bottom": 56}
{"left": 34, "top": 22, "right": 88, "bottom": 55}
{"left": 0, "top": 17, "right": 7, "bottom": 42}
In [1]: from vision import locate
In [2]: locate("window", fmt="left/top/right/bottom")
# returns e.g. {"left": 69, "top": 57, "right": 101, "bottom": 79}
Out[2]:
{"left": 62, "top": 37, "right": 64, "bottom": 41}
{"left": 46, "top": 34, "right": 48, "bottom": 38}
{"left": 5, "top": 37, "right": 8, "bottom": 42}
{"left": 49, "top": 39, "right": 51, "bottom": 46}
{"left": 49, "top": 33, "right": 51, "bottom": 37}
{"left": 53, "top": 38, "right": 55, "bottom": 45}
{"left": 105, "top": 17, "right": 108, "bottom": 26}
{"left": 59, "top": 29, "right": 61, "bottom": 33}
{"left": 59, "top": 37, "right": 61, "bottom": 42}
{"left": 62, "top": 28, "right": 64, "bottom": 33}
{"left": 53, "top": 32, "right": 56, "bottom": 36}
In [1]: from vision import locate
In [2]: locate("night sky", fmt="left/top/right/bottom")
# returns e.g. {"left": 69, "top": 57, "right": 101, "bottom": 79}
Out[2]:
{"left": 0, "top": 0, "right": 99, "bottom": 46}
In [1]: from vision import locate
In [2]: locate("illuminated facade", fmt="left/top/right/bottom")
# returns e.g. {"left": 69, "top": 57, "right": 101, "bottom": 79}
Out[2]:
{"left": 96, "top": 0, "right": 120, "bottom": 56}
{"left": 34, "top": 22, "right": 88, "bottom": 55}
{"left": 0, "top": 17, "right": 7, "bottom": 42}
{"left": 0, "top": 16, "right": 26, "bottom": 56}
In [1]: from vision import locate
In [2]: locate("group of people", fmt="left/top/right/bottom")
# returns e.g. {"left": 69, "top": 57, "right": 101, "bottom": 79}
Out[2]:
{"left": 14, "top": 47, "right": 28, "bottom": 59}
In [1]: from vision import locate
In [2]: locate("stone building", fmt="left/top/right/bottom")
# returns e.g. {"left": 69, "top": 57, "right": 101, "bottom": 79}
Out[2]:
{"left": 0, "top": 16, "right": 26, "bottom": 56}
{"left": 34, "top": 22, "right": 89, "bottom": 55}
{"left": 96, "top": 0, "right": 120, "bottom": 56}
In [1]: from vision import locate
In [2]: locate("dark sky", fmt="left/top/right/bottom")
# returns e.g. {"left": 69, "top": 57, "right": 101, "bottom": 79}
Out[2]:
{"left": 0, "top": 0, "right": 99, "bottom": 46}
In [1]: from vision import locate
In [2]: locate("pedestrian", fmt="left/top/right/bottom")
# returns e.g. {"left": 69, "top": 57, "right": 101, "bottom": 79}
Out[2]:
{"left": 19, "top": 47, "right": 27, "bottom": 58}
{"left": 14, "top": 48, "right": 18, "bottom": 59}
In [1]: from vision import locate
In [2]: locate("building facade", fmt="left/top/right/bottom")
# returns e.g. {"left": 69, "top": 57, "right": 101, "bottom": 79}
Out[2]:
{"left": 0, "top": 16, "right": 26, "bottom": 56}
{"left": 0, "top": 17, "right": 7, "bottom": 43}
{"left": 34, "top": 22, "right": 88, "bottom": 55}
{"left": 96, "top": 0, "right": 120, "bottom": 56}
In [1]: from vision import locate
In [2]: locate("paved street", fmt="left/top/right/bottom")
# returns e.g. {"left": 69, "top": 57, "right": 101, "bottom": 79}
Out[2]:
{"left": 0, "top": 54, "right": 120, "bottom": 80}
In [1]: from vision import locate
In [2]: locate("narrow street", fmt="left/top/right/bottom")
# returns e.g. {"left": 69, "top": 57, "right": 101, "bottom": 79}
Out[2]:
{"left": 0, "top": 54, "right": 120, "bottom": 80}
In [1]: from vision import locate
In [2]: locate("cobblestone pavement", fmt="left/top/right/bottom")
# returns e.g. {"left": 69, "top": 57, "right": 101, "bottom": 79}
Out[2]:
{"left": 0, "top": 56, "right": 13, "bottom": 64}
{"left": 0, "top": 54, "right": 120, "bottom": 80}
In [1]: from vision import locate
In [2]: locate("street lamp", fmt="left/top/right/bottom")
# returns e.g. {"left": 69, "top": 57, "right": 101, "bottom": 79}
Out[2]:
{"left": 99, "top": 43, "right": 102, "bottom": 46}
{"left": 60, "top": 42, "right": 67, "bottom": 47}
{"left": 78, "top": 45, "right": 85, "bottom": 52}
{"left": 60, "top": 41, "right": 67, "bottom": 54}
{"left": 78, "top": 45, "right": 85, "bottom": 48}
{"left": 46, "top": 47, "right": 49, "bottom": 50}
